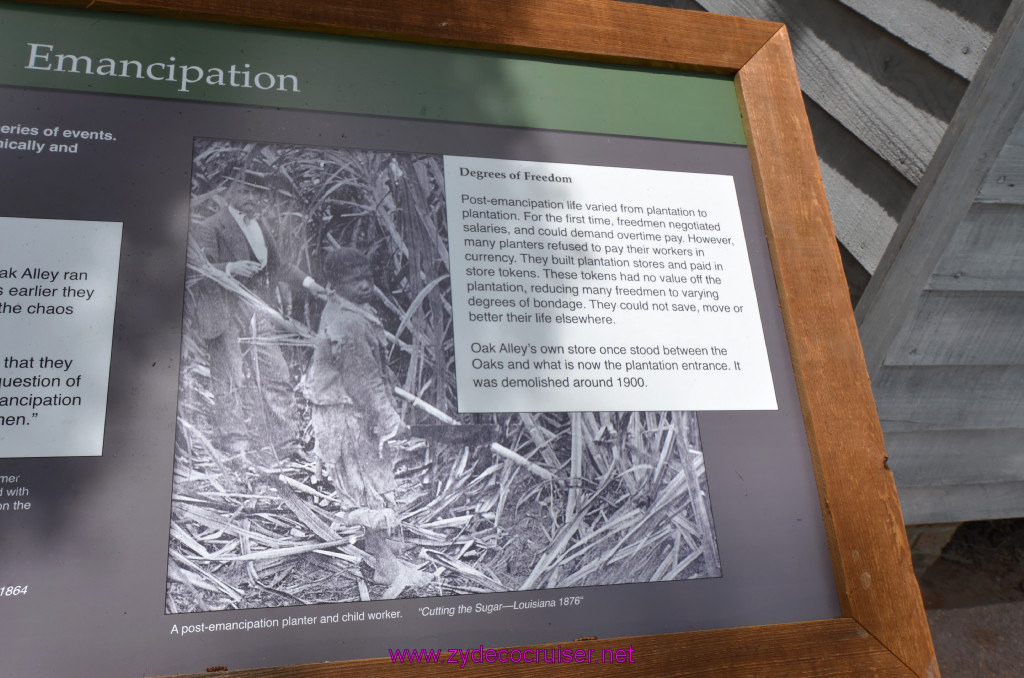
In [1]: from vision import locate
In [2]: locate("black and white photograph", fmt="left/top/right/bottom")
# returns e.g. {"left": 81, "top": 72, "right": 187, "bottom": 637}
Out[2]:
{"left": 165, "top": 136, "right": 722, "bottom": 613}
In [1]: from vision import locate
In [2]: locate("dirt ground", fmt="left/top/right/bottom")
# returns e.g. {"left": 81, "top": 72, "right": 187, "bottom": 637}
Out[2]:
{"left": 917, "top": 519, "right": 1024, "bottom": 677}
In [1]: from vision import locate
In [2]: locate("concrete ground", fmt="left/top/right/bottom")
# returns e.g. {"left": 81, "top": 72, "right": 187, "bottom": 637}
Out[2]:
{"left": 927, "top": 603, "right": 1024, "bottom": 677}
{"left": 918, "top": 519, "right": 1024, "bottom": 677}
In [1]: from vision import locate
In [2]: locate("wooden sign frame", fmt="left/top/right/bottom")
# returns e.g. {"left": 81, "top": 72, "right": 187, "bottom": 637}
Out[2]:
{"left": 18, "top": 1, "right": 939, "bottom": 675}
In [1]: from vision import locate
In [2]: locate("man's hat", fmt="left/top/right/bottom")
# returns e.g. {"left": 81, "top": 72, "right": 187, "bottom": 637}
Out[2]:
{"left": 324, "top": 247, "right": 372, "bottom": 284}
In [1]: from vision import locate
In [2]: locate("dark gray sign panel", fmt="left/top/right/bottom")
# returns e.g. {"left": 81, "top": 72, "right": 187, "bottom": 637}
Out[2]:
{"left": 0, "top": 5, "right": 838, "bottom": 676}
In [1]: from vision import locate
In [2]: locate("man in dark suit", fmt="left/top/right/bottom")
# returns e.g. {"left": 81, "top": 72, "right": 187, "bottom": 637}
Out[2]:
{"left": 188, "top": 185, "right": 323, "bottom": 463}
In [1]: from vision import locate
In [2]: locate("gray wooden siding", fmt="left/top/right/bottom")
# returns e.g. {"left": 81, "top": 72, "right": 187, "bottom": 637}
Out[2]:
{"left": 931, "top": 203, "right": 1024, "bottom": 291}
{"left": 885, "top": 429, "right": 1024, "bottom": 485}
{"left": 871, "top": 2, "right": 1024, "bottom": 523}
{"left": 886, "top": 292, "right": 1024, "bottom": 365}
{"left": 897, "top": 482, "right": 1024, "bottom": 524}
{"left": 627, "top": 0, "right": 1022, "bottom": 525}
{"left": 978, "top": 117, "right": 1024, "bottom": 203}
{"left": 887, "top": 428, "right": 1024, "bottom": 521}
{"left": 837, "top": 0, "right": 1005, "bottom": 78}
{"left": 874, "top": 366, "right": 1024, "bottom": 432}
{"left": 688, "top": 0, "right": 970, "bottom": 272}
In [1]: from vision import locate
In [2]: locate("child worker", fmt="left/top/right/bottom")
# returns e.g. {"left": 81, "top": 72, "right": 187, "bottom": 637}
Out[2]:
{"left": 304, "top": 247, "right": 429, "bottom": 597}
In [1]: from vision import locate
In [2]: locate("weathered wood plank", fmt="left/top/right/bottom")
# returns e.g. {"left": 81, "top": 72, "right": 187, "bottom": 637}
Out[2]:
{"left": 930, "top": 202, "right": 1024, "bottom": 290}
{"left": 1011, "top": 116, "right": 1024, "bottom": 145}
{"left": 694, "top": 0, "right": 964, "bottom": 183}
{"left": 885, "top": 428, "right": 1024, "bottom": 486}
{"left": 735, "top": 26, "right": 937, "bottom": 678}
{"left": 856, "top": 0, "right": 1024, "bottom": 377}
{"left": 885, "top": 291, "right": 1024, "bottom": 365}
{"left": 977, "top": 140, "right": 1024, "bottom": 203}
{"left": 805, "top": 99, "right": 913, "bottom": 272}
{"left": 838, "top": 0, "right": 1004, "bottom": 78}
{"left": 875, "top": 365, "right": 1024, "bottom": 431}
{"left": 18, "top": 0, "right": 780, "bottom": 74}
{"left": 819, "top": 160, "right": 893, "bottom": 272}
{"left": 898, "top": 481, "right": 1024, "bottom": 525}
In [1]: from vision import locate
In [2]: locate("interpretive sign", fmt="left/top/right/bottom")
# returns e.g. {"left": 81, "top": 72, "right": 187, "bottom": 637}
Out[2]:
{"left": 446, "top": 157, "right": 774, "bottom": 412}
{"left": 168, "top": 137, "right": 735, "bottom": 617}
{"left": 0, "top": 216, "right": 121, "bottom": 457}
{"left": 0, "top": 2, "right": 936, "bottom": 678}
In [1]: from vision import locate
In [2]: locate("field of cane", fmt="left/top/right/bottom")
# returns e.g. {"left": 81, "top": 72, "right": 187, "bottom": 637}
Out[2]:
{"left": 165, "top": 139, "right": 719, "bottom": 612}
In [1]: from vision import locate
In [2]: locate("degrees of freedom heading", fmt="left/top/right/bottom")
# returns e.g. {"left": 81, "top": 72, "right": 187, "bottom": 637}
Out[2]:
{"left": 24, "top": 43, "right": 300, "bottom": 93}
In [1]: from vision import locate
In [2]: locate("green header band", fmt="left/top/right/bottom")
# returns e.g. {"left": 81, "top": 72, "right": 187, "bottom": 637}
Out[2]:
{"left": 0, "top": 3, "right": 746, "bottom": 145}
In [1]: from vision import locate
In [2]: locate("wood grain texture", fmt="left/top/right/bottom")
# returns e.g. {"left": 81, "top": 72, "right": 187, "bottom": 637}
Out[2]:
{"left": 805, "top": 99, "right": 914, "bottom": 273}
{"left": 886, "top": 428, "right": 1024, "bottom": 487}
{"left": 734, "top": 26, "right": 937, "bottom": 678}
{"left": 818, "top": 160, "right": 896, "bottom": 272}
{"left": 856, "top": 0, "right": 1024, "bottom": 377}
{"left": 885, "top": 291, "right": 1024, "bottom": 365}
{"left": 694, "top": 0, "right": 962, "bottom": 184}
{"left": 978, "top": 139, "right": 1024, "bottom": 203}
{"left": 838, "top": 0, "right": 1000, "bottom": 78}
{"left": 898, "top": 481, "right": 1024, "bottom": 525}
{"left": 930, "top": 203, "right": 1024, "bottom": 291}
{"left": 23, "top": 0, "right": 778, "bottom": 73}
{"left": 875, "top": 366, "right": 1024, "bottom": 432}
{"left": 158, "top": 619, "right": 913, "bottom": 678}
{"left": 1010, "top": 117, "right": 1024, "bottom": 146}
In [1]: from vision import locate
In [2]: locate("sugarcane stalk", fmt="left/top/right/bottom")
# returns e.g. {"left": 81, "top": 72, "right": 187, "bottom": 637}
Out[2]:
{"left": 394, "top": 387, "right": 555, "bottom": 482}
{"left": 191, "top": 259, "right": 553, "bottom": 481}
